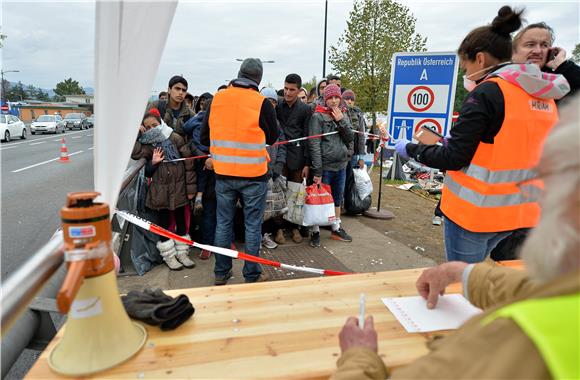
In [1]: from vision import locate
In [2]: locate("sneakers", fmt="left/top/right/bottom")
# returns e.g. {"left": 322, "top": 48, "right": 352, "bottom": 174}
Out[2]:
{"left": 262, "top": 233, "right": 278, "bottom": 249}
{"left": 274, "top": 229, "right": 286, "bottom": 245}
{"left": 310, "top": 232, "right": 321, "bottom": 248}
{"left": 291, "top": 228, "right": 303, "bottom": 244}
{"left": 199, "top": 249, "right": 212, "bottom": 260}
{"left": 156, "top": 239, "right": 183, "bottom": 271}
{"left": 331, "top": 228, "right": 353, "bottom": 242}
{"left": 214, "top": 270, "right": 233, "bottom": 286}
{"left": 174, "top": 235, "right": 196, "bottom": 269}
{"left": 245, "top": 272, "right": 270, "bottom": 283}
{"left": 432, "top": 216, "right": 442, "bottom": 226}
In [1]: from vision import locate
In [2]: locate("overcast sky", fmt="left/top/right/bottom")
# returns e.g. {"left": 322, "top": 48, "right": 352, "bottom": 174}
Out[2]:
{"left": 2, "top": 0, "right": 578, "bottom": 95}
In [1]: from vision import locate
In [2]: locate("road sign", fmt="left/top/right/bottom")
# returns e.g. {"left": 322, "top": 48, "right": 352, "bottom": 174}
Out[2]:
{"left": 386, "top": 52, "right": 458, "bottom": 147}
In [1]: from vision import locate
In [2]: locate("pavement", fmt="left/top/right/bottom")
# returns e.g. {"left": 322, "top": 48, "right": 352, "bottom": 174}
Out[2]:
{"left": 117, "top": 214, "right": 437, "bottom": 293}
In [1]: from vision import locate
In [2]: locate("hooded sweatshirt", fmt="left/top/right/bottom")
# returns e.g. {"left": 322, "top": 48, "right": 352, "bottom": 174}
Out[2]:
{"left": 406, "top": 63, "right": 570, "bottom": 170}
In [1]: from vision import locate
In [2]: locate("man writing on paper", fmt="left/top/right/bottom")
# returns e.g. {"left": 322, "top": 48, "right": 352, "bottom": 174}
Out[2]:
{"left": 332, "top": 100, "right": 579, "bottom": 380}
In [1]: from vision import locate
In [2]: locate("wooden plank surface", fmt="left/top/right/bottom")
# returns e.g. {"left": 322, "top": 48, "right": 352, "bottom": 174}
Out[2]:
{"left": 27, "top": 268, "right": 452, "bottom": 379}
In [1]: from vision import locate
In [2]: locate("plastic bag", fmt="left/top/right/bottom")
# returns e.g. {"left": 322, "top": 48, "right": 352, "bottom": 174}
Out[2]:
{"left": 353, "top": 164, "right": 373, "bottom": 200}
{"left": 303, "top": 183, "right": 336, "bottom": 226}
{"left": 264, "top": 175, "right": 288, "bottom": 221}
{"left": 344, "top": 166, "right": 371, "bottom": 215}
{"left": 283, "top": 179, "right": 306, "bottom": 225}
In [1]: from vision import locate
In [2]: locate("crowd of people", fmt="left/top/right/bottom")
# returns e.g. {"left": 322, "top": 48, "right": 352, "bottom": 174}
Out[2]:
{"left": 124, "top": 3, "right": 580, "bottom": 378}
{"left": 131, "top": 61, "right": 372, "bottom": 284}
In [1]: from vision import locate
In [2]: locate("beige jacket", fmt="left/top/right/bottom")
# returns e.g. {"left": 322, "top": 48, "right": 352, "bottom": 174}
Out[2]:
{"left": 332, "top": 261, "right": 580, "bottom": 379}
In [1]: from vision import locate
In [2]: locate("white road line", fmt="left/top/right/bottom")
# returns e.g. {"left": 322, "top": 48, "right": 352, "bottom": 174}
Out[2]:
{"left": 11, "top": 151, "right": 84, "bottom": 173}
{"left": 0, "top": 145, "right": 18, "bottom": 150}
{"left": 72, "top": 136, "right": 82, "bottom": 139}
{"left": 87, "top": 134, "right": 93, "bottom": 136}
{"left": 88, "top": 146, "right": 94, "bottom": 150}
{"left": 29, "top": 141, "right": 46, "bottom": 146}
{"left": 0, "top": 130, "right": 88, "bottom": 148}
{"left": 53, "top": 139, "right": 62, "bottom": 142}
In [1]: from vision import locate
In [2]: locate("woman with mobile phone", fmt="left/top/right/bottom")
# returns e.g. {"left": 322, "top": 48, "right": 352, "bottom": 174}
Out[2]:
{"left": 512, "top": 22, "right": 580, "bottom": 100}
{"left": 394, "top": 6, "right": 570, "bottom": 264}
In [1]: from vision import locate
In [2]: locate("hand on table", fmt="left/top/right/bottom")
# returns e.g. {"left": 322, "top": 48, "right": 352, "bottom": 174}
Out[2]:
{"left": 415, "top": 262, "right": 468, "bottom": 309}
{"left": 339, "top": 316, "right": 378, "bottom": 354}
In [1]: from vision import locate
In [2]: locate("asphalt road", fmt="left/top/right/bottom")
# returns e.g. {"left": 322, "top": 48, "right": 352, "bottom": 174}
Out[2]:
{"left": 1, "top": 128, "right": 95, "bottom": 278}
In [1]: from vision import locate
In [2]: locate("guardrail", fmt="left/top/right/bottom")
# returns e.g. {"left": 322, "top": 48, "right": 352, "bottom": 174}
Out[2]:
{"left": 0, "top": 158, "right": 146, "bottom": 378}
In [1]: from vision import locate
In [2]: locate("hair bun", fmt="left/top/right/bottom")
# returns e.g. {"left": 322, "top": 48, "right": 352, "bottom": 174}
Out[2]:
{"left": 491, "top": 5, "right": 523, "bottom": 37}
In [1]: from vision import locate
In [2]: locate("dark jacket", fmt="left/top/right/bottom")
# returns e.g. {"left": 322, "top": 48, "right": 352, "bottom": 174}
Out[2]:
{"left": 308, "top": 111, "right": 354, "bottom": 177}
{"left": 406, "top": 64, "right": 569, "bottom": 170}
{"left": 183, "top": 110, "right": 209, "bottom": 155}
{"left": 346, "top": 106, "right": 367, "bottom": 157}
{"left": 148, "top": 100, "right": 195, "bottom": 138}
{"left": 548, "top": 59, "right": 580, "bottom": 104}
{"left": 276, "top": 99, "right": 312, "bottom": 171}
{"left": 199, "top": 78, "right": 279, "bottom": 181}
{"left": 131, "top": 132, "right": 196, "bottom": 211}
{"left": 267, "top": 121, "right": 287, "bottom": 179}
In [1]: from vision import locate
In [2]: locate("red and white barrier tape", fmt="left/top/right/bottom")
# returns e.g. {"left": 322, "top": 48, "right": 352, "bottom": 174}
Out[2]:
{"left": 164, "top": 130, "right": 390, "bottom": 163}
{"left": 115, "top": 210, "right": 351, "bottom": 277}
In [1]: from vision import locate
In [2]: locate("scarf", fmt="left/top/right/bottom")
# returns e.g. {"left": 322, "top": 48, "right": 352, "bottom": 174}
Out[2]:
{"left": 314, "top": 104, "right": 348, "bottom": 115}
{"left": 139, "top": 121, "right": 181, "bottom": 162}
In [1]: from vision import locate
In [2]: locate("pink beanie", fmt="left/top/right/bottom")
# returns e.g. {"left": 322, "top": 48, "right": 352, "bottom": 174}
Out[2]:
{"left": 342, "top": 89, "right": 355, "bottom": 100}
{"left": 324, "top": 84, "right": 342, "bottom": 102}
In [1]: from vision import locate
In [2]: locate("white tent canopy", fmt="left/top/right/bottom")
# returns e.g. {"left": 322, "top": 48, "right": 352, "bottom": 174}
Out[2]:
{"left": 93, "top": 0, "right": 177, "bottom": 208}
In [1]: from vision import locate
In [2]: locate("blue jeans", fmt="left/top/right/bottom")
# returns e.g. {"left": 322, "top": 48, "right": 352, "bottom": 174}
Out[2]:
{"left": 444, "top": 217, "right": 512, "bottom": 263}
{"left": 214, "top": 178, "right": 267, "bottom": 281}
{"left": 322, "top": 168, "right": 346, "bottom": 207}
{"left": 201, "top": 197, "right": 216, "bottom": 245}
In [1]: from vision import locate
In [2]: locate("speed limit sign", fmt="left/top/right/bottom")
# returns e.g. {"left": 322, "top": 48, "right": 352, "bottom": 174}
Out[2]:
{"left": 407, "top": 86, "right": 434, "bottom": 112}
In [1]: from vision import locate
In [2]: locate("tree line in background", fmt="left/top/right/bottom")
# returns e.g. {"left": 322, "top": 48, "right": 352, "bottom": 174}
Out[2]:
{"left": 2, "top": 77, "right": 86, "bottom": 103}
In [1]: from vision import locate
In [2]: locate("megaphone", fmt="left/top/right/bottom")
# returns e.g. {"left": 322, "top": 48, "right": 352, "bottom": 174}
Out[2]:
{"left": 48, "top": 192, "right": 146, "bottom": 376}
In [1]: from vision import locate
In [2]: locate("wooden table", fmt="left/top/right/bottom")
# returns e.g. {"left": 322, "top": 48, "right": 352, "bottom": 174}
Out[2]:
{"left": 27, "top": 268, "right": 456, "bottom": 379}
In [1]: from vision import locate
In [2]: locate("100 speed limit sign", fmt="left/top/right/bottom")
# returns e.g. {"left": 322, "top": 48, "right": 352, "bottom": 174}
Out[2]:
{"left": 407, "top": 86, "right": 435, "bottom": 112}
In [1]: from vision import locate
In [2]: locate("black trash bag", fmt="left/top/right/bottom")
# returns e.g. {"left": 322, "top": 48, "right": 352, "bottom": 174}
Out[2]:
{"left": 125, "top": 209, "right": 163, "bottom": 276}
{"left": 344, "top": 165, "right": 371, "bottom": 215}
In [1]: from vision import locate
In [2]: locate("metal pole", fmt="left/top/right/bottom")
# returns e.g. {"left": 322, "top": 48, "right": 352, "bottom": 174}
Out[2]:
{"left": 322, "top": 0, "right": 328, "bottom": 78}
{"left": 377, "top": 145, "right": 383, "bottom": 212}
{"left": 1, "top": 70, "right": 5, "bottom": 103}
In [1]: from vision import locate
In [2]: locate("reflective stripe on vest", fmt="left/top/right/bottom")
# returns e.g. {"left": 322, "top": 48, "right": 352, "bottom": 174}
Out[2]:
{"left": 444, "top": 174, "right": 542, "bottom": 208}
{"left": 209, "top": 86, "right": 268, "bottom": 177}
{"left": 483, "top": 293, "right": 580, "bottom": 380}
{"left": 441, "top": 77, "right": 558, "bottom": 232}
{"left": 461, "top": 164, "right": 538, "bottom": 184}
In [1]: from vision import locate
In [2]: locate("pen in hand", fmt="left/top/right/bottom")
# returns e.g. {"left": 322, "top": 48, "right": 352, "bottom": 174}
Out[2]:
{"left": 359, "top": 293, "right": 366, "bottom": 329}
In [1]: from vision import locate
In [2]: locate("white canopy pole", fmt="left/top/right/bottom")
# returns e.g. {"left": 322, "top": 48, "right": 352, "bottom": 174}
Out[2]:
{"left": 93, "top": 0, "right": 177, "bottom": 208}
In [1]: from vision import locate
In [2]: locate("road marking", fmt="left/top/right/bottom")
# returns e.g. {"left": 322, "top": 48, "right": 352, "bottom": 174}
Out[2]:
{"left": 29, "top": 141, "right": 46, "bottom": 146}
{"left": 72, "top": 136, "right": 82, "bottom": 139}
{"left": 0, "top": 129, "right": 88, "bottom": 149}
{"left": 12, "top": 151, "right": 84, "bottom": 173}
{"left": 88, "top": 146, "right": 94, "bottom": 150}
{"left": 0, "top": 145, "right": 18, "bottom": 150}
{"left": 87, "top": 134, "right": 93, "bottom": 136}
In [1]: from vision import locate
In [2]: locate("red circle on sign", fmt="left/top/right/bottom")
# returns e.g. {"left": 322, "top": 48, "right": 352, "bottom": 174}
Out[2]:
{"left": 415, "top": 118, "right": 442, "bottom": 135}
{"left": 1, "top": 105, "right": 8, "bottom": 111}
{"left": 407, "top": 86, "right": 435, "bottom": 112}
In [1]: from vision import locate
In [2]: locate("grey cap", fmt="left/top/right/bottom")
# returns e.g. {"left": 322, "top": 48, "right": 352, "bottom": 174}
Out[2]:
{"left": 237, "top": 58, "right": 263, "bottom": 85}
{"left": 260, "top": 87, "right": 278, "bottom": 101}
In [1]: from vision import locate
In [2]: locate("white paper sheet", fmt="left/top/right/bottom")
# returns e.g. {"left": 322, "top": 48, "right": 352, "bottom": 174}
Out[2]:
{"left": 382, "top": 294, "right": 482, "bottom": 333}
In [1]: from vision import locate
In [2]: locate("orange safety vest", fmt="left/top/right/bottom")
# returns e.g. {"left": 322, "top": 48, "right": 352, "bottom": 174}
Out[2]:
{"left": 441, "top": 77, "right": 558, "bottom": 233}
{"left": 209, "top": 86, "right": 268, "bottom": 177}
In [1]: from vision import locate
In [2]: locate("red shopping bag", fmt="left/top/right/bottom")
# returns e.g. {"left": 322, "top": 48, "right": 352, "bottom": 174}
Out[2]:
{"left": 303, "top": 183, "right": 336, "bottom": 226}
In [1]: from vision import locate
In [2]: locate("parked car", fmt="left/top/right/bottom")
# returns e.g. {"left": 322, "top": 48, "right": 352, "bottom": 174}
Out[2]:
{"left": 64, "top": 113, "right": 90, "bottom": 130}
{"left": 1, "top": 114, "right": 27, "bottom": 142}
{"left": 31, "top": 114, "right": 66, "bottom": 135}
{"left": 86, "top": 115, "right": 94, "bottom": 128}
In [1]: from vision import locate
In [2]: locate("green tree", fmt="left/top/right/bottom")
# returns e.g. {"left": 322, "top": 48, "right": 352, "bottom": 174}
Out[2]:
{"left": 572, "top": 43, "right": 580, "bottom": 64}
{"left": 36, "top": 88, "right": 51, "bottom": 102}
{"left": 303, "top": 76, "right": 318, "bottom": 92}
{"left": 453, "top": 68, "right": 468, "bottom": 113}
{"left": 329, "top": 0, "right": 426, "bottom": 130}
{"left": 6, "top": 81, "right": 26, "bottom": 101}
{"left": 54, "top": 77, "right": 85, "bottom": 97}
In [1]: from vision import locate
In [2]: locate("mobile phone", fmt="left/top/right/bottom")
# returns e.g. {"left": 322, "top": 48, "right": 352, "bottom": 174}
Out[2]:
{"left": 414, "top": 125, "right": 443, "bottom": 145}
{"left": 547, "top": 48, "right": 559, "bottom": 63}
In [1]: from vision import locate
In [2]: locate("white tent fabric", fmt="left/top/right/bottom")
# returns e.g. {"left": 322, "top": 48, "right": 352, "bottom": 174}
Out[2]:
{"left": 93, "top": 0, "right": 177, "bottom": 209}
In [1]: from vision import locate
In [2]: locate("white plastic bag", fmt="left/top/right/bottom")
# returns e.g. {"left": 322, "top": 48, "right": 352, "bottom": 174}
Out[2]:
{"left": 353, "top": 164, "right": 373, "bottom": 200}
{"left": 283, "top": 179, "right": 306, "bottom": 225}
{"left": 302, "top": 183, "right": 336, "bottom": 226}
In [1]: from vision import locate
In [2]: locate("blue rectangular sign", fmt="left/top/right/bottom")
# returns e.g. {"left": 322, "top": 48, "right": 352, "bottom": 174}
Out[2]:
{"left": 386, "top": 52, "right": 458, "bottom": 147}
